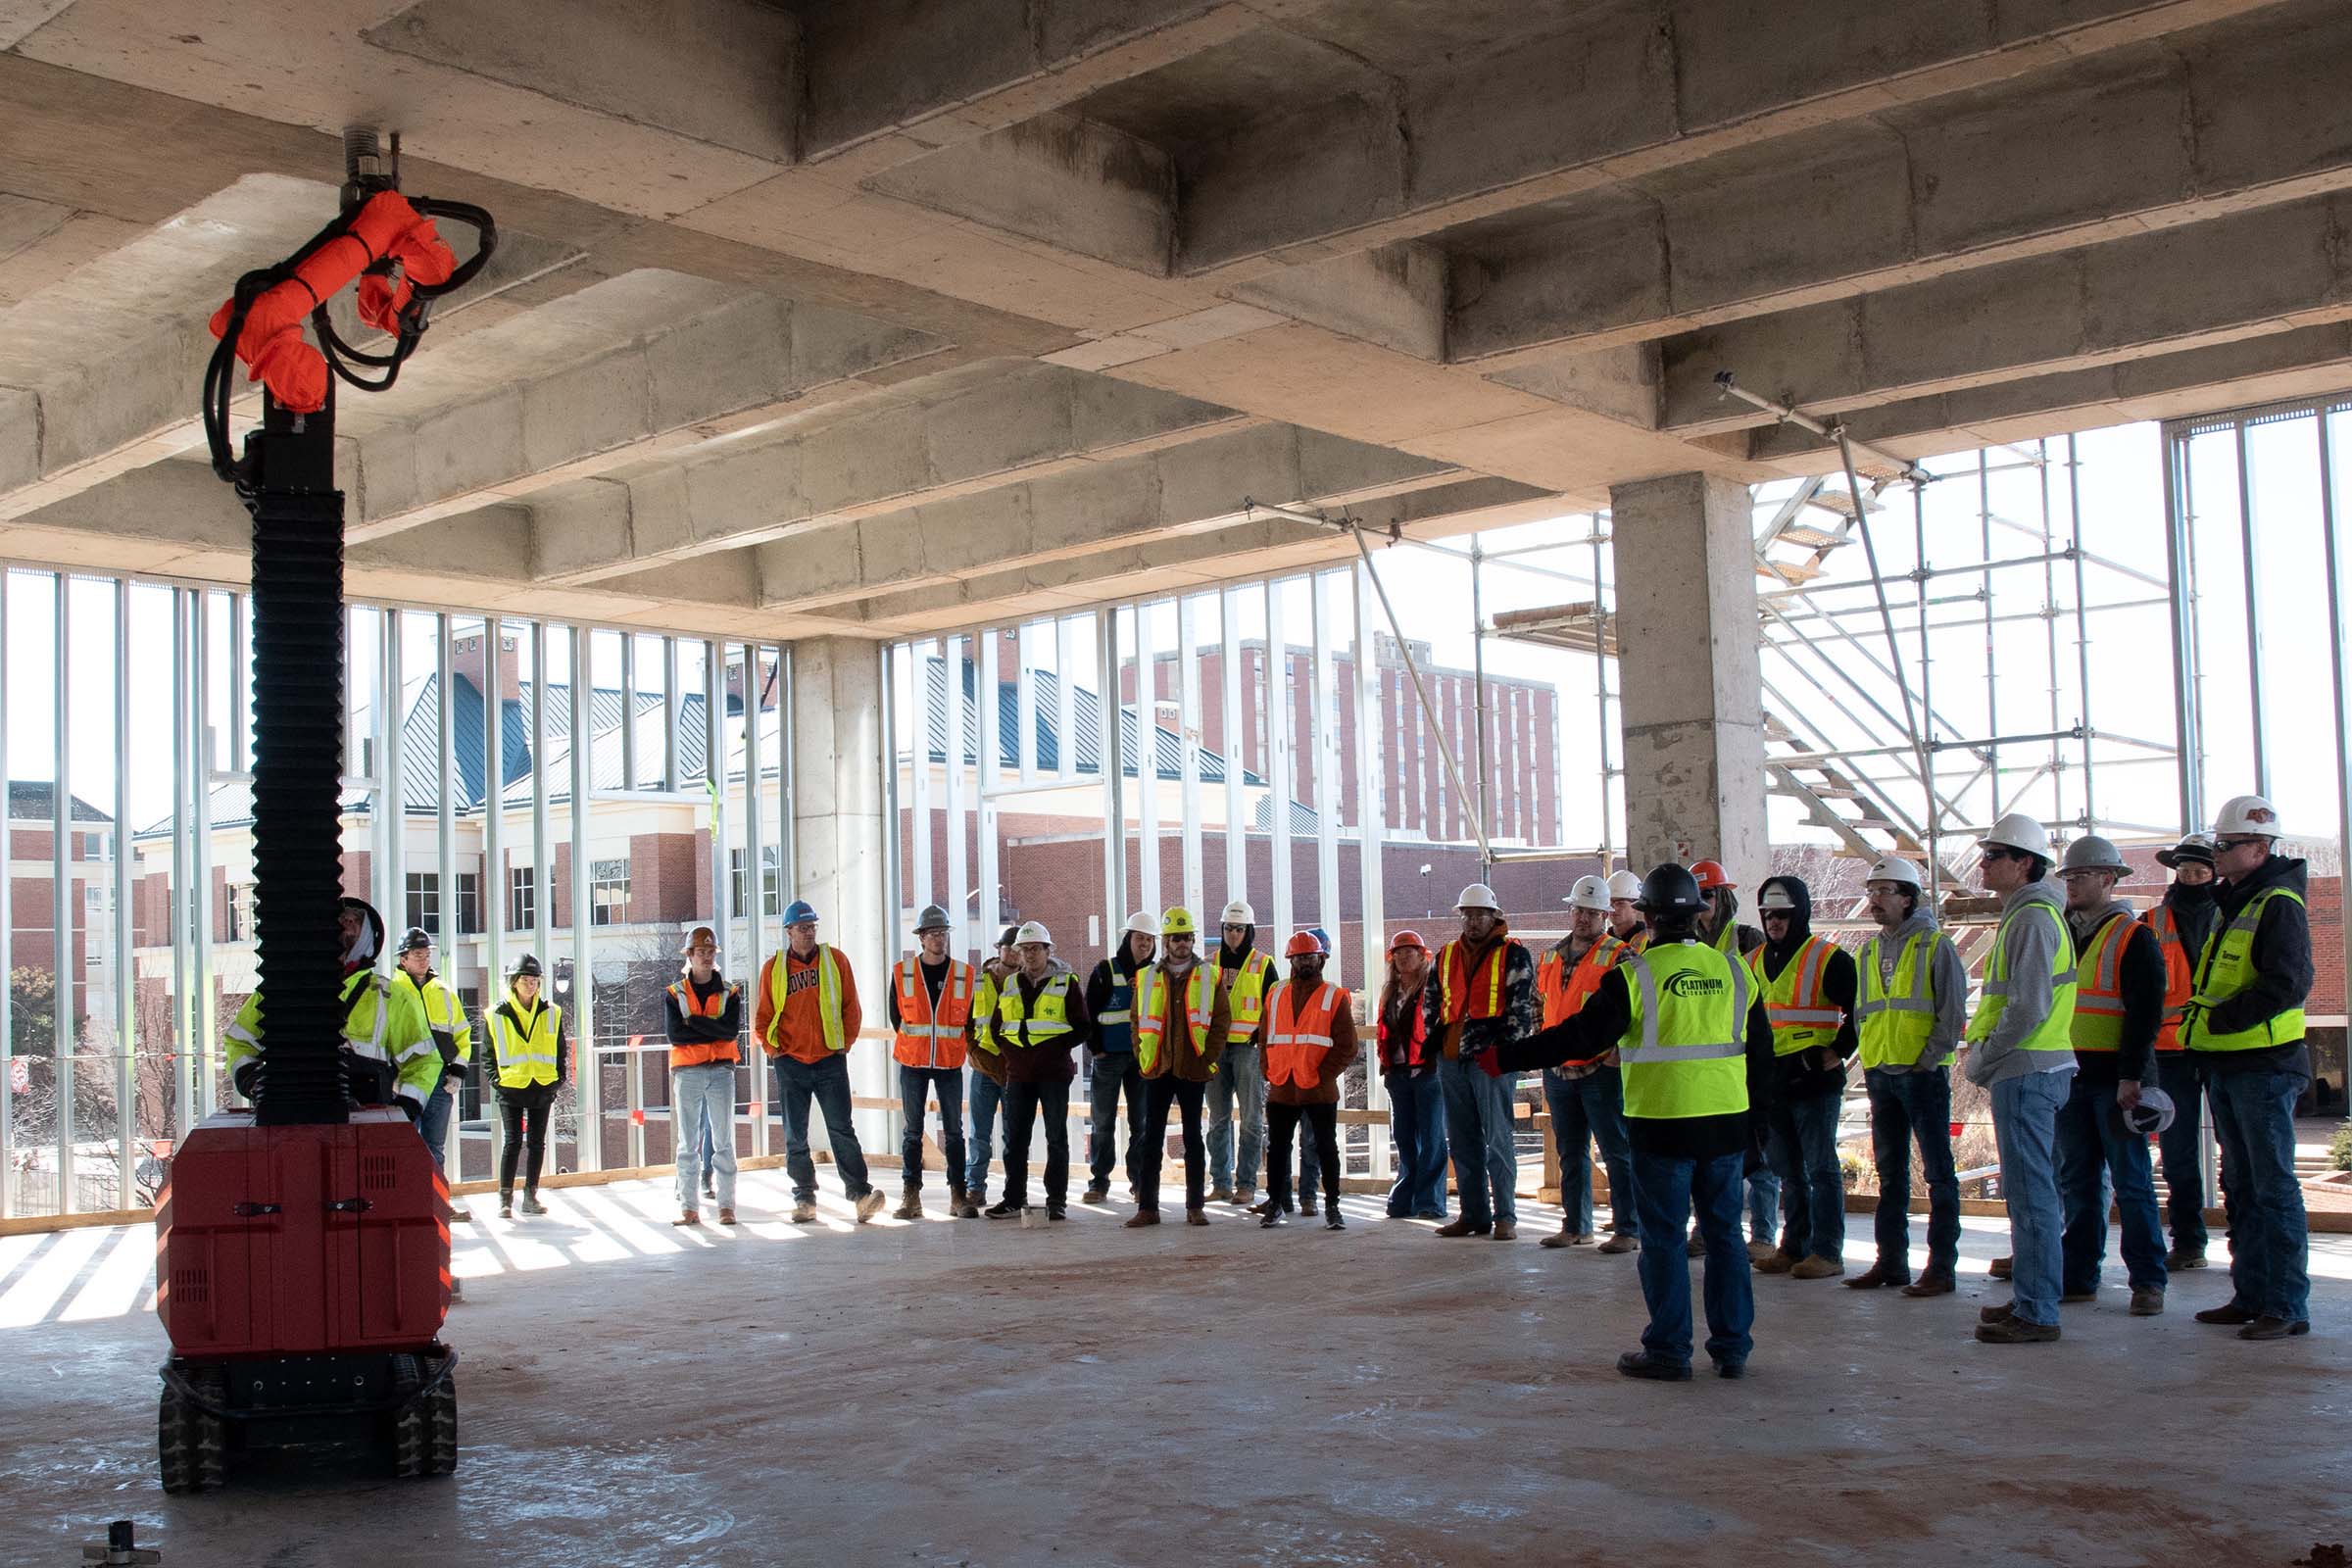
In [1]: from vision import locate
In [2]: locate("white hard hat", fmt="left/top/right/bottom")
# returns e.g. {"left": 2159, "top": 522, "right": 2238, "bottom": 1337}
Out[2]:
{"left": 2121, "top": 1085, "right": 2177, "bottom": 1136}
{"left": 1219, "top": 900, "right": 1256, "bottom": 926}
{"left": 1122, "top": 910, "right": 1159, "bottom": 939}
{"left": 2211, "top": 794, "right": 2282, "bottom": 839}
{"left": 1014, "top": 920, "right": 1053, "bottom": 946}
{"left": 1982, "top": 811, "right": 2053, "bottom": 860}
{"left": 1606, "top": 870, "right": 1643, "bottom": 901}
{"left": 2060, "top": 835, "right": 2129, "bottom": 875}
{"left": 1454, "top": 882, "right": 1502, "bottom": 912}
{"left": 1756, "top": 882, "right": 1798, "bottom": 911}
{"left": 1567, "top": 873, "right": 1612, "bottom": 912}
{"left": 1864, "top": 858, "right": 1924, "bottom": 891}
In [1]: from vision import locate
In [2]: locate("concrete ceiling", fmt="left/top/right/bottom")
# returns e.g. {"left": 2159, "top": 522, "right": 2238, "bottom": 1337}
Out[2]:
{"left": 3, "top": 0, "right": 2349, "bottom": 639}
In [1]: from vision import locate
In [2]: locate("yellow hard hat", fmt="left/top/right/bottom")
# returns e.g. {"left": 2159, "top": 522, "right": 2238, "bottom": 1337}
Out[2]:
{"left": 1159, "top": 906, "right": 1197, "bottom": 937}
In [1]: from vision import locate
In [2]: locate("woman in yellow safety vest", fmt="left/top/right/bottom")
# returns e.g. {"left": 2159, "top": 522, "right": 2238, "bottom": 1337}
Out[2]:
{"left": 484, "top": 952, "right": 565, "bottom": 1221}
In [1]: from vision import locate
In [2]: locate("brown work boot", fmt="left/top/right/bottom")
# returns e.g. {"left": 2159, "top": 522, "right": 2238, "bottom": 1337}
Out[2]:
{"left": 718, "top": 1208, "right": 738, "bottom": 1226}
{"left": 1975, "top": 1315, "right": 2060, "bottom": 1344}
{"left": 1744, "top": 1239, "right": 1778, "bottom": 1264}
{"left": 1685, "top": 1233, "right": 1705, "bottom": 1259}
{"left": 1541, "top": 1223, "right": 1592, "bottom": 1250}
{"left": 1790, "top": 1254, "right": 1845, "bottom": 1280}
{"left": 1988, "top": 1254, "right": 2013, "bottom": 1281}
{"left": 1900, "top": 1270, "right": 1956, "bottom": 1298}
{"left": 1491, "top": 1220, "right": 1518, "bottom": 1242}
{"left": 1752, "top": 1250, "right": 1799, "bottom": 1275}
{"left": 790, "top": 1199, "right": 818, "bottom": 1224}
{"left": 1081, "top": 1184, "right": 1110, "bottom": 1204}
{"left": 1207, "top": 1186, "right": 1236, "bottom": 1205}
{"left": 2166, "top": 1246, "right": 2208, "bottom": 1270}
{"left": 1433, "top": 1217, "right": 1492, "bottom": 1238}
{"left": 1845, "top": 1262, "right": 1904, "bottom": 1290}
{"left": 892, "top": 1189, "right": 923, "bottom": 1221}
{"left": 1597, "top": 1231, "right": 1639, "bottom": 1254}
{"left": 1124, "top": 1208, "right": 1161, "bottom": 1228}
{"left": 1299, "top": 1196, "right": 1319, "bottom": 1217}
{"left": 1185, "top": 1207, "right": 1210, "bottom": 1227}
{"left": 2194, "top": 1302, "right": 2257, "bottom": 1326}
{"left": 1980, "top": 1302, "right": 2016, "bottom": 1325}
{"left": 2129, "top": 1288, "right": 2165, "bottom": 1316}
{"left": 672, "top": 1210, "right": 702, "bottom": 1227}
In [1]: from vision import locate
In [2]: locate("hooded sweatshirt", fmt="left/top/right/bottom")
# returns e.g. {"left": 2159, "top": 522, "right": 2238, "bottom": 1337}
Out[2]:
{"left": 1084, "top": 939, "right": 1152, "bottom": 1055}
{"left": 2066, "top": 897, "right": 2164, "bottom": 1086}
{"left": 1701, "top": 889, "right": 1763, "bottom": 959}
{"left": 2189, "top": 853, "right": 2314, "bottom": 1080}
{"left": 1860, "top": 906, "right": 1968, "bottom": 1076}
{"left": 1752, "top": 876, "right": 1858, "bottom": 1098}
{"left": 998, "top": 956, "right": 1090, "bottom": 1084}
{"left": 1963, "top": 875, "right": 2079, "bottom": 1088}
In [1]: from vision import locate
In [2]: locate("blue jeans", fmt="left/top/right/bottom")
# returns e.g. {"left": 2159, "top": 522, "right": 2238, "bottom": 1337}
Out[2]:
{"left": 1745, "top": 1172, "right": 1781, "bottom": 1244}
{"left": 418, "top": 1069, "right": 456, "bottom": 1174}
{"left": 1087, "top": 1051, "right": 1145, "bottom": 1190}
{"left": 1439, "top": 1056, "right": 1519, "bottom": 1226}
{"left": 1865, "top": 1067, "right": 1960, "bottom": 1280}
{"left": 1633, "top": 1148, "right": 1754, "bottom": 1371}
{"left": 2155, "top": 1054, "right": 2209, "bottom": 1254}
{"left": 1544, "top": 1067, "right": 1634, "bottom": 1235}
{"left": 1206, "top": 1043, "right": 1267, "bottom": 1197}
{"left": 966, "top": 1067, "right": 1004, "bottom": 1195}
{"left": 1990, "top": 1070, "right": 2071, "bottom": 1326}
{"left": 1764, "top": 1085, "right": 1846, "bottom": 1262}
{"left": 671, "top": 1062, "right": 737, "bottom": 1210}
{"left": 772, "top": 1053, "right": 872, "bottom": 1202}
{"left": 2207, "top": 1066, "right": 2311, "bottom": 1323}
{"left": 2056, "top": 1075, "right": 2168, "bottom": 1294}
{"left": 899, "top": 1065, "right": 966, "bottom": 1195}
{"left": 1001, "top": 1078, "right": 1071, "bottom": 1208}
{"left": 1384, "top": 1068, "right": 1449, "bottom": 1217}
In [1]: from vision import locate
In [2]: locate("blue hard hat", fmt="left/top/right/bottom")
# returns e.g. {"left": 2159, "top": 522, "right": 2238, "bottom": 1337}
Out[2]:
{"left": 782, "top": 900, "right": 819, "bottom": 927}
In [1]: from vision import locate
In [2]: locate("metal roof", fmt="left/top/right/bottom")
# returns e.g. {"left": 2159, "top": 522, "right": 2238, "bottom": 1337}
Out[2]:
{"left": 919, "top": 657, "right": 1260, "bottom": 787}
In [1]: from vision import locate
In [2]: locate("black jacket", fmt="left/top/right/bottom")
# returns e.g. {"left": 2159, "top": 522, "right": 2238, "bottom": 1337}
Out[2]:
{"left": 1083, "top": 946, "right": 1150, "bottom": 1054}
{"left": 1497, "top": 937, "right": 1775, "bottom": 1160}
{"left": 1753, "top": 876, "right": 1858, "bottom": 1100}
{"left": 2194, "top": 854, "right": 2314, "bottom": 1080}
{"left": 663, "top": 971, "right": 743, "bottom": 1045}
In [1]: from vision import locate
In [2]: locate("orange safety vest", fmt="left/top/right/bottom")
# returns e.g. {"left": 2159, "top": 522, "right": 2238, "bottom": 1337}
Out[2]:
{"left": 667, "top": 978, "right": 739, "bottom": 1068}
{"left": 2071, "top": 909, "right": 2139, "bottom": 1053}
{"left": 1435, "top": 938, "right": 1518, "bottom": 1026}
{"left": 2144, "top": 902, "right": 2195, "bottom": 1053}
{"left": 1537, "top": 933, "right": 1629, "bottom": 1029}
{"left": 892, "top": 957, "right": 974, "bottom": 1070}
{"left": 1755, "top": 934, "right": 1842, "bottom": 1054}
{"left": 1263, "top": 981, "right": 1346, "bottom": 1090}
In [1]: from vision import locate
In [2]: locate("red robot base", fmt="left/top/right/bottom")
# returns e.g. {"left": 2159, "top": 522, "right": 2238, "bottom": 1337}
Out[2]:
{"left": 154, "top": 1106, "right": 457, "bottom": 1491}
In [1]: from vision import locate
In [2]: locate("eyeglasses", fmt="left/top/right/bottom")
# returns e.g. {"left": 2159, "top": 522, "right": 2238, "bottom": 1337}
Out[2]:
{"left": 2216, "top": 836, "right": 2268, "bottom": 853}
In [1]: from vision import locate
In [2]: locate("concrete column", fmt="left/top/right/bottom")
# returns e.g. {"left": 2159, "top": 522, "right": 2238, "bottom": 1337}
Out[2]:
{"left": 1608, "top": 472, "right": 1769, "bottom": 883}
{"left": 788, "top": 636, "right": 892, "bottom": 1157}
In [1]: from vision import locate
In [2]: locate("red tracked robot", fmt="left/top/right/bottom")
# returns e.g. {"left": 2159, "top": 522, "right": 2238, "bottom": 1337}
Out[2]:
{"left": 153, "top": 129, "right": 494, "bottom": 1493}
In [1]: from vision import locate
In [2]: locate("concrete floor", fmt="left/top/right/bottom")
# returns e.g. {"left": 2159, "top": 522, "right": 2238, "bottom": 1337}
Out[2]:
{"left": 5, "top": 1172, "right": 2351, "bottom": 1568}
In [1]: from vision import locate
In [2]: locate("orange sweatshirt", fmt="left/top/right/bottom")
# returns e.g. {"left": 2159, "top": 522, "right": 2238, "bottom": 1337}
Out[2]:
{"left": 753, "top": 945, "right": 864, "bottom": 1065}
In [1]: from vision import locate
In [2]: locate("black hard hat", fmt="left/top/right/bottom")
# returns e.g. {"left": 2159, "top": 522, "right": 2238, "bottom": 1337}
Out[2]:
{"left": 1638, "top": 862, "right": 1705, "bottom": 917}
{"left": 997, "top": 924, "right": 1021, "bottom": 951}
{"left": 511, "top": 953, "right": 543, "bottom": 979}
{"left": 398, "top": 926, "right": 432, "bottom": 955}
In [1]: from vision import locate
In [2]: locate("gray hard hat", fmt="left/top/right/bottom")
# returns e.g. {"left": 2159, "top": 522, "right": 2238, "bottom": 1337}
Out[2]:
{"left": 2060, "top": 835, "right": 2129, "bottom": 876}
{"left": 913, "top": 904, "right": 952, "bottom": 933}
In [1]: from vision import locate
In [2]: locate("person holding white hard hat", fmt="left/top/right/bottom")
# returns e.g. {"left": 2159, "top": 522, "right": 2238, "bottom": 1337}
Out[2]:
{"left": 1606, "top": 869, "right": 1650, "bottom": 953}
{"left": 2183, "top": 795, "right": 2314, "bottom": 1343}
{"left": 1080, "top": 911, "right": 1158, "bottom": 1204}
{"left": 1204, "top": 898, "right": 1280, "bottom": 1206}
{"left": 987, "top": 921, "right": 1090, "bottom": 1220}
{"left": 1847, "top": 858, "right": 1969, "bottom": 1297}
{"left": 1748, "top": 875, "right": 1859, "bottom": 1281}
{"left": 1423, "top": 882, "right": 1538, "bottom": 1240}
{"left": 1534, "top": 873, "right": 1640, "bottom": 1251}
{"left": 2148, "top": 831, "right": 2222, "bottom": 1266}
{"left": 2052, "top": 836, "right": 2171, "bottom": 1317}
{"left": 1964, "top": 813, "right": 2078, "bottom": 1345}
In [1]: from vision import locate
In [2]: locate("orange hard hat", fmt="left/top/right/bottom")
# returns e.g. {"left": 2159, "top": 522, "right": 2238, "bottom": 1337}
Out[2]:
{"left": 1388, "top": 928, "right": 1429, "bottom": 956}
{"left": 1284, "top": 930, "right": 1327, "bottom": 959}
{"left": 1690, "top": 858, "right": 1735, "bottom": 892}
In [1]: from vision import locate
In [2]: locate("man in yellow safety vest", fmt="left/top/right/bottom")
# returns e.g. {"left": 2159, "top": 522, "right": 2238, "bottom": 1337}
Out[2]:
{"left": 986, "top": 921, "right": 1090, "bottom": 1219}
{"left": 755, "top": 899, "right": 884, "bottom": 1226}
{"left": 1204, "top": 899, "right": 1280, "bottom": 1206}
{"left": 1748, "top": 875, "right": 1858, "bottom": 1281}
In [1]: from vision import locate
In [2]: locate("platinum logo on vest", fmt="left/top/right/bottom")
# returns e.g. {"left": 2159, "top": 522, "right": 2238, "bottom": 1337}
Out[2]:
{"left": 1661, "top": 973, "right": 1728, "bottom": 999}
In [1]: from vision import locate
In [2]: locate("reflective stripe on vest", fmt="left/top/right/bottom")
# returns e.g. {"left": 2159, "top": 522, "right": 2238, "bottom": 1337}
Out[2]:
{"left": 1755, "top": 934, "right": 1842, "bottom": 1054}
{"left": 2070, "top": 910, "right": 2136, "bottom": 1052}
{"left": 1215, "top": 951, "right": 1274, "bottom": 1041}
{"left": 1538, "top": 933, "right": 1627, "bottom": 1030}
{"left": 1964, "top": 902, "right": 2078, "bottom": 1053}
{"left": 996, "top": 971, "right": 1076, "bottom": 1050}
{"left": 668, "top": 977, "right": 738, "bottom": 1068}
{"left": 1856, "top": 931, "right": 1944, "bottom": 1069}
{"left": 2145, "top": 902, "right": 2194, "bottom": 1053}
{"left": 1264, "top": 981, "right": 1343, "bottom": 1089}
{"left": 491, "top": 999, "right": 563, "bottom": 1088}
{"left": 2184, "top": 885, "right": 2307, "bottom": 1054}
{"left": 765, "top": 945, "right": 849, "bottom": 1053}
{"left": 1437, "top": 939, "right": 1511, "bottom": 1025}
{"left": 1134, "top": 964, "right": 1213, "bottom": 1074}
{"left": 892, "top": 957, "right": 974, "bottom": 1069}
{"left": 1713, "top": 922, "right": 1743, "bottom": 958}
{"left": 1619, "top": 943, "right": 1749, "bottom": 1120}
{"left": 1098, "top": 972, "right": 1137, "bottom": 1054}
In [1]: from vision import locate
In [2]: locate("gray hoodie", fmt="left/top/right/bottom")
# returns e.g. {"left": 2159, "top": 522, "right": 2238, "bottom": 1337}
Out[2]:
{"left": 1862, "top": 907, "right": 1969, "bottom": 1074}
{"left": 1963, "top": 876, "right": 2080, "bottom": 1088}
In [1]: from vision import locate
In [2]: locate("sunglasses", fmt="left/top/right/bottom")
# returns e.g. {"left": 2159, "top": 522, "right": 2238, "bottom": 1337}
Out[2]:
{"left": 1981, "top": 846, "right": 2021, "bottom": 863}
{"left": 2216, "top": 837, "right": 2268, "bottom": 853}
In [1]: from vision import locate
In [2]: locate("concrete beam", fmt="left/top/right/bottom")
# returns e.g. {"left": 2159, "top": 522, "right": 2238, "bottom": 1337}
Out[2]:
{"left": 525, "top": 362, "right": 1250, "bottom": 584}
{"left": 796, "top": 1, "right": 1255, "bottom": 167}
{"left": 754, "top": 423, "right": 1482, "bottom": 612}
{"left": 1180, "top": 0, "right": 2294, "bottom": 276}
{"left": 849, "top": 476, "right": 1565, "bottom": 636}
{"left": 1452, "top": 2, "right": 2352, "bottom": 364}
{"left": 862, "top": 112, "right": 1175, "bottom": 274}
{"left": 1661, "top": 191, "right": 2352, "bottom": 434}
